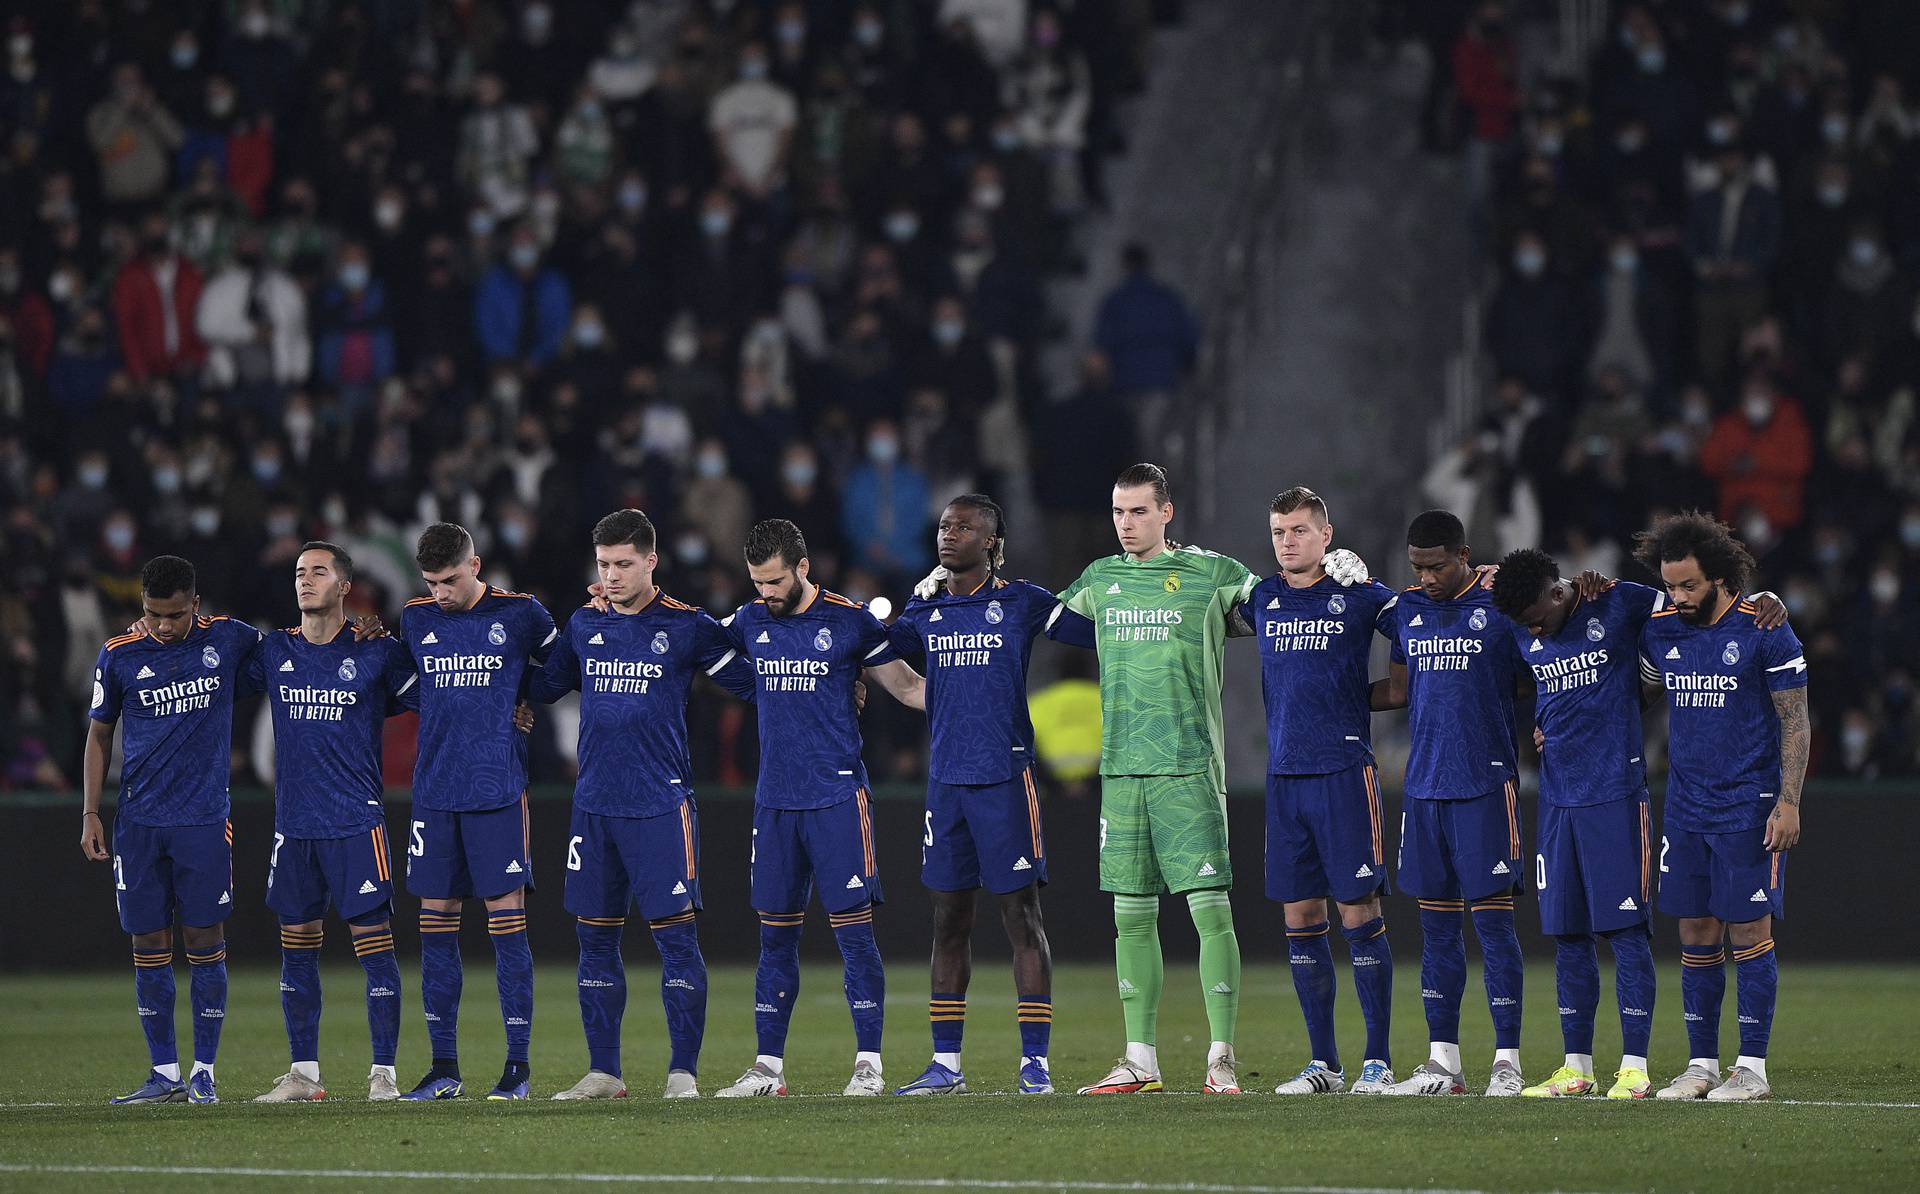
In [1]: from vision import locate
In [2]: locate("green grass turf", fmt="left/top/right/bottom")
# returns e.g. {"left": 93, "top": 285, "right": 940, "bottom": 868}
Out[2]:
{"left": 1, "top": 960, "right": 1914, "bottom": 1193}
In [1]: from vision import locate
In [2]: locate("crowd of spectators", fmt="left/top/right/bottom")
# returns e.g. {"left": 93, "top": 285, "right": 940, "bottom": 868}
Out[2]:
{"left": 1414, "top": 0, "right": 1920, "bottom": 777}
{"left": 0, "top": 0, "right": 1174, "bottom": 792}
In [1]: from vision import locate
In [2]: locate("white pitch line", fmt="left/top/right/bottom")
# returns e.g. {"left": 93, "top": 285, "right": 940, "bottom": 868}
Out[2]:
{"left": 0, "top": 1165, "right": 1596, "bottom": 1194}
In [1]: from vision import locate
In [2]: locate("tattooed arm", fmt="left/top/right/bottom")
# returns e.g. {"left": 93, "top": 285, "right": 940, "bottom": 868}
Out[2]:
{"left": 1765, "top": 687, "right": 1808, "bottom": 851}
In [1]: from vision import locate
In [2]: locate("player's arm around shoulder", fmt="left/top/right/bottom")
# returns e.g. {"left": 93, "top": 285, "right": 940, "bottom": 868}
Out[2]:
{"left": 524, "top": 614, "right": 582, "bottom": 704}
{"left": 1211, "top": 552, "right": 1260, "bottom": 637}
{"left": 1762, "top": 614, "right": 1809, "bottom": 851}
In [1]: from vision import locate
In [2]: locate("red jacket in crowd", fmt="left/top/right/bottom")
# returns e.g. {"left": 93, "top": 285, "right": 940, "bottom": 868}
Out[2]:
{"left": 1452, "top": 28, "right": 1519, "bottom": 141}
{"left": 1700, "top": 395, "right": 1815, "bottom": 530}
{"left": 110, "top": 254, "right": 206, "bottom": 382}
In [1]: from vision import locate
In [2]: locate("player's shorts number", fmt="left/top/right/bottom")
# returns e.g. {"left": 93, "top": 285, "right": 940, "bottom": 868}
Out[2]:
{"left": 113, "top": 855, "right": 126, "bottom": 891}
{"left": 409, "top": 820, "right": 425, "bottom": 857}
{"left": 923, "top": 811, "right": 933, "bottom": 848}
{"left": 1098, "top": 817, "right": 1108, "bottom": 851}
{"left": 1659, "top": 835, "right": 1670, "bottom": 874}
{"left": 750, "top": 827, "right": 757, "bottom": 866}
{"left": 270, "top": 832, "right": 285, "bottom": 868}
{"left": 566, "top": 835, "right": 583, "bottom": 871}
{"left": 1536, "top": 852, "right": 1547, "bottom": 891}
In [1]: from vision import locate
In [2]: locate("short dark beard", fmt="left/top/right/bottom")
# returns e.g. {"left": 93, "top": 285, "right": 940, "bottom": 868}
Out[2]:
{"left": 1678, "top": 584, "right": 1726, "bottom": 626}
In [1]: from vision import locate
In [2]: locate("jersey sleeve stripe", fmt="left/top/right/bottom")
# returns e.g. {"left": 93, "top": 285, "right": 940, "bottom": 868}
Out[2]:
{"left": 1765, "top": 656, "right": 1808, "bottom": 674}
{"left": 1044, "top": 604, "right": 1063, "bottom": 631}
{"left": 540, "top": 628, "right": 558, "bottom": 646}
{"left": 863, "top": 640, "right": 891, "bottom": 660}
{"left": 104, "top": 631, "right": 145, "bottom": 650}
{"left": 405, "top": 596, "right": 436, "bottom": 607}
{"left": 396, "top": 673, "right": 418, "bottom": 695}
{"left": 704, "top": 649, "right": 738, "bottom": 676}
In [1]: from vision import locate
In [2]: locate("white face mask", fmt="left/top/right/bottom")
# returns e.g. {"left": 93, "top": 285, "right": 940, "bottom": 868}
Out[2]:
{"left": 1742, "top": 394, "right": 1774, "bottom": 425}
{"left": 375, "top": 200, "right": 404, "bottom": 230}
{"left": 1871, "top": 573, "right": 1900, "bottom": 604}
{"left": 509, "top": 244, "right": 540, "bottom": 271}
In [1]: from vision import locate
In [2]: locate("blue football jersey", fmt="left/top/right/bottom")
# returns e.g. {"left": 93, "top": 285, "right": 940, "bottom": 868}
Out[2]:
{"left": 1385, "top": 582, "right": 1526, "bottom": 800}
{"left": 1641, "top": 596, "right": 1809, "bottom": 833}
{"left": 402, "top": 586, "right": 557, "bottom": 812}
{"left": 891, "top": 578, "right": 1085, "bottom": 785}
{"left": 721, "top": 587, "right": 897, "bottom": 810}
{"left": 1243, "top": 575, "right": 1397, "bottom": 775}
{"left": 247, "top": 628, "right": 418, "bottom": 839}
{"left": 529, "top": 592, "right": 756, "bottom": 818}
{"left": 90, "top": 616, "right": 264, "bottom": 827}
{"left": 1519, "top": 580, "right": 1665, "bottom": 807}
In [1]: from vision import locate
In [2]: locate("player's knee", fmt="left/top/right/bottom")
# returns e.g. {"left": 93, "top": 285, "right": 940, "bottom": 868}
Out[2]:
{"left": 347, "top": 908, "right": 389, "bottom": 930}
{"left": 484, "top": 891, "right": 525, "bottom": 913}
{"left": 131, "top": 928, "right": 172, "bottom": 951}
{"left": 421, "top": 897, "right": 462, "bottom": 915}
{"left": 181, "top": 923, "right": 224, "bottom": 950}
{"left": 1725, "top": 916, "right": 1771, "bottom": 950}
{"left": 1336, "top": 899, "right": 1381, "bottom": 931}
{"left": 931, "top": 898, "right": 975, "bottom": 944}
{"left": 998, "top": 894, "right": 1046, "bottom": 947}
{"left": 1676, "top": 915, "right": 1724, "bottom": 947}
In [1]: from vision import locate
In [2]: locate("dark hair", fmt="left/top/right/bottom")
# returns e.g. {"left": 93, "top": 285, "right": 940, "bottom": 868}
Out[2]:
{"left": 1489, "top": 547, "right": 1559, "bottom": 620}
{"left": 946, "top": 493, "right": 1007, "bottom": 573}
{"left": 744, "top": 518, "right": 807, "bottom": 568}
{"left": 1407, "top": 509, "right": 1467, "bottom": 552}
{"left": 1114, "top": 463, "right": 1171, "bottom": 505}
{"left": 299, "top": 540, "right": 354, "bottom": 581}
{"left": 1632, "top": 510, "right": 1755, "bottom": 593}
{"left": 415, "top": 522, "right": 475, "bottom": 572}
{"left": 592, "top": 508, "right": 657, "bottom": 554}
{"left": 1270, "top": 486, "right": 1330, "bottom": 523}
{"left": 140, "top": 555, "right": 196, "bottom": 599}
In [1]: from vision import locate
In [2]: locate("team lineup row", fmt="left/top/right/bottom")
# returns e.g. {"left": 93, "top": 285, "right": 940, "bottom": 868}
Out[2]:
{"left": 81, "top": 462, "right": 1808, "bottom": 1105}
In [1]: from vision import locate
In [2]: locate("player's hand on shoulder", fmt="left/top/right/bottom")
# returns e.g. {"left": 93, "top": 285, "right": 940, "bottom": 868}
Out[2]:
{"left": 1749, "top": 590, "right": 1788, "bottom": 630}
{"left": 1532, "top": 725, "right": 1545, "bottom": 752}
{"left": 853, "top": 678, "right": 868, "bottom": 714}
{"left": 1324, "top": 548, "right": 1368, "bottom": 586}
{"left": 513, "top": 701, "right": 535, "bottom": 734}
{"left": 349, "top": 614, "right": 389, "bottom": 640}
{"left": 80, "top": 813, "right": 108, "bottom": 861}
{"left": 1474, "top": 563, "right": 1498, "bottom": 590}
{"left": 1573, "top": 570, "right": 1614, "bottom": 600}
{"left": 913, "top": 566, "right": 950, "bottom": 600}
{"left": 1764, "top": 800, "right": 1799, "bottom": 851}
{"left": 585, "top": 582, "right": 611, "bottom": 614}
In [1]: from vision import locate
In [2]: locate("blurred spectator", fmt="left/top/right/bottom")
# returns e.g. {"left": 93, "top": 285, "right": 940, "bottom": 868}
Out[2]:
{"left": 458, "top": 72, "right": 539, "bottom": 217}
{"left": 842, "top": 418, "right": 928, "bottom": 585}
{"left": 1686, "top": 141, "right": 1781, "bottom": 384}
{"left": 1451, "top": 2, "right": 1518, "bottom": 241}
{"left": 682, "top": 439, "right": 754, "bottom": 565}
{"left": 87, "top": 63, "right": 185, "bottom": 211}
{"left": 1094, "top": 242, "right": 1199, "bottom": 447}
{"left": 111, "top": 212, "right": 206, "bottom": 384}
{"left": 1484, "top": 230, "right": 1583, "bottom": 399}
{"left": 474, "top": 227, "right": 572, "bottom": 370}
{"left": 197, "top": 227, "right": 309, "bottom": 394}
{"left": 709, "top": 41, "right": 797, "bottom": 199}
{"left": 1700, "top": 370, "right": 1814, "bottom": 531}
{"left": 313, "top": 241, "right": 395, "bottom": 420}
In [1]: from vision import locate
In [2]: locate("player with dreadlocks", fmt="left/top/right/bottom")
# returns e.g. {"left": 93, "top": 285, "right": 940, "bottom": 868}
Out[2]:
{"left": 887, "top": 495, "right": 1095, "bottom": 1095}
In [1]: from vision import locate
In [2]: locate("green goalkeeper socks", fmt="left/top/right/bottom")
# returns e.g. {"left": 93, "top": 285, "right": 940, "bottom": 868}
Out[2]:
{"left": 1187, "top": 889, "right": 1240, "bottom": 1046}
{"left": 1112, "top": 894, "right": 1163, "bottom": 1046}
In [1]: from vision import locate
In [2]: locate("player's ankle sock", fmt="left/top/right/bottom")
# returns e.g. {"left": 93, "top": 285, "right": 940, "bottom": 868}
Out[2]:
{"left": 1124, "top": 1041, "right": 1159, "bottom": 1072}
{"left": 487, "top": 908, "right": 533, "bottom": 1064}
{"left": 499, "top": 1059, "right": 530, "bottom": 1090}
{"left": 1017, "top": 994, "right": 1051, "bottom": 1062}
{"left": 1604, "top": 925, "right": 1655, "bottom": 1059}
{"left": 351, "top": 927, "right": 401, "bottom": 1068}
{"left": 1471, "top": 900, "right": 1524, "bottom": 1051}
{"left": 1553, "top": 934, "right": 1599, "bottom": 1058}
{"left": 1187, "top": 890, "right": 1241, "bottom": 1045}
{"left": 1680, "top": 943, "right": 1726, "bottom": 1063}
{"left": 1733, "top": 938, "right": 1776, "bottom": 1068}
{"left": 1342, "top": 917, "right": 1394, "bottom": 1065}
{"left": 1417, "top": 903, "right": 1466, "bottom": 1049}
{"left": 185, "top": 941, "right": 227, "bottom": 1066}
{"left": 1112, "top": 895, "right": 1164, "bottom": 1048}
{"left": 1286, "top": 921, "right": 1340, "bottom": 1071}
{"left": 830, "top": 905, "right": 884, "bottom": 1054}
{"left": 650, "top": 914, "right": 706, "bottom": 1076}
{"left": 1430, "top": 1042, "right": 1463, "bottom": 1073}
{"left": 575, "top": 918, "right": 627, "bottom": 1078}
{"left": 419, "top": 910, "right": 464, "bottom": 1063}
{"left": 754, "top": 914, "right": 804, "bottom": 1057}
{"left": 278, "top": 925, "right": 325, "bottom": 1068}
{"left": 929, "top": 991, "right": 966, "bottom": 1060}
{"left": 132, "top": 947, "right": 178, "bottom": 1072}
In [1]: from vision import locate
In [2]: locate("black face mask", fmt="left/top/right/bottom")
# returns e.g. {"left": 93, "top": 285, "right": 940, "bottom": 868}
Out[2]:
{"left": 146, "top": 236, "right": 171, "bottom": 256}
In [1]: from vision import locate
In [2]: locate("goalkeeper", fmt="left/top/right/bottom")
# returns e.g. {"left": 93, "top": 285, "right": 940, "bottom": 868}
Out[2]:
{"left": 1037, "top": 463, "right": 1369, "bottom": 1095}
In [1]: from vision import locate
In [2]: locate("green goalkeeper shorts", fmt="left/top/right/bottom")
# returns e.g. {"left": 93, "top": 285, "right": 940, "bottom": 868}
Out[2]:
{"left": 1098, "top": 773, "right": 1233, "bottom": 895}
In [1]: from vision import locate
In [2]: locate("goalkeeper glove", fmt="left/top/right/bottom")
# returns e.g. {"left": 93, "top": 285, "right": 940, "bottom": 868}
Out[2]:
{"left": 913, "top": 565, "right": 951, "bottom": 600}
{"left": 1324, "top": 548, "right": 1369, "bottom": 586}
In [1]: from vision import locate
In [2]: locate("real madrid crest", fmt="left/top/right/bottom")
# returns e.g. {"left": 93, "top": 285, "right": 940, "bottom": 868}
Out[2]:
{"left": 338, "top": 657, "right": 358, "bottom": 682}
{"left": 985, "top": 600, "right": 1004, "bottom": 624}
{"left": 1164, "top": 573, "right": 1180, "bottom": 593}
{"left": 813, "top": 627, "right": 833, "bottom": 652}
{"left": 1722, "top": 640, "right": 1741, "bottom": 666}
{"left": 1328, "top": 593, "right": 1347, "bottom": 615}
{"left": 1586, "top": 617, "right": 1605, "bottom": 642}
{"left": 1469, "top": 607, "right": 1488, "bottom": 631}
{"left": 488, "top": 621, "right": 507, "bottom": 646}
{"left": 202, "top": 645, "right": 221, "bottom": 668}
{"left": 652, "top": 631, "right": 671, "bottom": 655}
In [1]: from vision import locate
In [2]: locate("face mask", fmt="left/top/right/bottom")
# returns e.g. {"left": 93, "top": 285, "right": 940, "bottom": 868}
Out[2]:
{"left": 509, "top": 244, "right": 540, "bottom": 271}
{"left": 782, "top": 460, "right": 817, "bottom": 488}
{"left": 1814, "top": 539, "right": 1845, "bottom": 566}
{"left": 0, "top": 268, "right": 17, "bottom": 294}
{"left": 49, "top": 272, "right": 75, "bottom": 302}
{"left": 855, "top": 19, "right": 883, "bottom": 48}
{"left": 268, "top": 513, "right": 297, "bottom": 538}
{"left": 992, "top": 128, "right": 1021, "bottom": 153}
{"left": 79, "top": 463, "right": 108, "bottom": 489}
{"left": 700, "top": 210, "right": 732, "bottom": 238}
{"left": 493, "top": 376, "right": 522, "bottom": 404}
{"left": 153, "top": 467, "right": 181, "bottom": 494}
{"left": 285, "top": 410, "right": 315, "bottom": 437}
{"left": 1637, "top": 46, "right": 1665, "bottom": 73}
{"left": 191, "top": 507, "right": 221, "bottom": 535}
{"left": 1871, "top": 573, "right": 1900, "bottom": 604}
{"left": 884, "top": 212, "right": 919, "bottom": 242}
{"left": 1513, "top": 247, "right": 1546, "bottom": 277}
{"left": 1706, "top": 118, "right": 1736, "bottom": 146}
{"left": 933, "top": 319, "right": 964, "bottom": 347}
{"left": 777, "top": 19, "right": 806, "bottom": 45}
{"left": 867, "top": 436, "right": 899, "bottom": 464}
{"left": 696, "top": 451, "right": 726, "bottom": 478}
{"left": 322, "top": 497, "right": 347, "bottom": 526}
{"left": 739, "top": 59, "right": 769, "bottom": 81}
{"left": 1536, "top": 131, "right": 1563, "bottom": 156}
{"left": 574, "top": 321, "right": 604, "bottom": 348}
{"left": 1724, "top": 3, "right": 1750, "bottom": 26}
{"left": 523, "top": 3, "right": 552, "bottom": 39}
{"left": 1741, "top": 514, "right": 1771, "bottom": 545}
{"left": 242, "top": 11, "right": 271, "bottom": 38}
{"left": 500, "top": 520, "right": 529, "bottom": 550}
{"left": 252, "top": 456, "right": 282, "bottom": 483}
{"left": 104, "top": 524, "right": 135, "bottom": 552}
{"left": 338, "top": 262, "right": 370, "bottom": 290}
{"left": 972, "top": 185, "right": 1004, "bottom": 211}
{"left": 667, "top": 332, "right": 698, "bottom": 365}
{"left": 1817, "top": 182, "right": 1847, "bottom": 208}
{"left": 618, "top": 182, "right": 647, "bottom": 213}
{"left": 1615, "top": 129, "right": 1645, "bottom": 154}
{"left": 533, "top": 192, "right": 561, "bottom": 220}
{"left": 1850, "top": 238, "right": 1880, "bottom": 268}
{"left": 1901, "top": 518, "right": 1920, "bottom": 549}
{"left": 8, "top": 34, "right": 30, "bottom": 58}
{"left": 172, "top": 43, "right": 197, "bottom": 69}
{"left": 1842, "top": 726, "right": 1871, "bottom": 757}
{"left": 375, "top": 200, "right": 403, "bottom": 230}
{"left": 1823, "top": 115, "right": 1848, "bottom": 144}
{"left": 469, "top": 211, "right": 495, "bottom": 239}
{"left": 677, "top": 535, "right": 710, "bottom": 566}
{"left": 1611, "top": 247, "right": 1638, "bottom": 272}
{"left": 1742, "top": 394, "right": 1774, "bottom": 425}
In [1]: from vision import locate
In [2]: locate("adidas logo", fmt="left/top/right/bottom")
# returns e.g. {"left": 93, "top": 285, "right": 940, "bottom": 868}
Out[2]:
{"left": 1197, "top": 862, "right": 1217, "bottom": 877}
{"left": 671, "top": 881, "right": 687, "bottom": 895}
{"left": 589, "top": 633, "right": 604, "bottom": 645}
{"left": 1410, "top": 614, "right": 1424, "bottom": 626}
{"left": 1210, "top": 982, "right": 1233, "bottom": 995}
{"left": 358, "top": 879, "right": 378, "bottom": 895}
{"left": 218, "top": 891, "right": 231, "bottom": 905}
{"left": 756, "top": 631, "right": 771, "bottom": 644}
{"left": 1118, "top": 979, "right": 1137, "bottom": 992}
{"left": 1355, "top": 864, "right": 1373, "bottom": 879}
{"left": 1491, "top": 860, "right": 1509, "bottom": 875}
{"left": 279, "top": 660, "right": 295, "bottom": 672}
{"left": 1529, "top": 639, "right": 1543, "bottom": 652}
{"left": 1107, "top": 582, "right": 1122, "bottom": 594}
{"left": 1012, "top": 857, "right": 1031, "bottom": 871}
{"left": 1266, "top": 597, "right": 1281, "bottom": 609}
{"left": 1666, "top": 647, "right": 1681, "bottom": 660}
{"left": 1618, "top": 897, "right": 1637, "bottom": 911}
{"left": 1750, "top": 889, "right": 1768, "bottom": 903}
{"left": 422, "top": 632, "right": 438, "bottom": 644}
{"left": 928, "top": 610, "right": 942, "bottom": 622}
{"left": 845, "top": 875, "right": 863, "bottom": 889}
{"left": 504, "top": 860, "right": 524, "bottom": 874}
{"left": 137, "top": 666, "right": 155, "bottom": 680}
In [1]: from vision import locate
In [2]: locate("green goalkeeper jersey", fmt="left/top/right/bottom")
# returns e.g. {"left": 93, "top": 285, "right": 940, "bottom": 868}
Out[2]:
{"left": 1058, "top": 546, "right": 1258, "bottom": 788}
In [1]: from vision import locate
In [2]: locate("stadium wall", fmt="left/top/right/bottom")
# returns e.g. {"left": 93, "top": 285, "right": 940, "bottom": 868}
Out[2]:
{"left": 5, "top": 784, "right": 1908, "bottom": 969}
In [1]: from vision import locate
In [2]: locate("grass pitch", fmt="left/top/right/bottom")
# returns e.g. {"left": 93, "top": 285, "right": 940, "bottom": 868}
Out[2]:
{"left": 1, "top": 959, "right": 1914, "bottom": 1193}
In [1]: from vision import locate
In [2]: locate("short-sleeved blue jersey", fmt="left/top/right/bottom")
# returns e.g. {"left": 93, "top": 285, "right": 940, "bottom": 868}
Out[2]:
{"left": 1243, "top": 575, "right": 1397, "bottom": 776}
{"left": 891, "top": 578, "right": 1084, "bottom": 785}
{"left": 1384, "top": 581, "right": 1526, "bottom": 800}
{"left": 529, "top": 592, "right": 756, "bottom": 818}
{"left": 722, "top": 587, "right": 898, "bottom": 811}
{"left": 90, "top": 615, "right": 264, "bottom": 827}
{"left": 1641, "top": 596, "right": 1809, "bottom": 833}
{"left": 1519, "top": 580, "right": 1665, "bottom": 807}
{"left": 402, "top": 586, "right": 557, "bottom": 812}
{"left": 247, "top": 628, "right": 417, "bottom": 839}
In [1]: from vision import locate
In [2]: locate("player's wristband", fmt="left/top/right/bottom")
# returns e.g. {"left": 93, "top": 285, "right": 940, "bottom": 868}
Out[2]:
{"left": 83, "top": 810, "right": 101, "bottom": 820}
